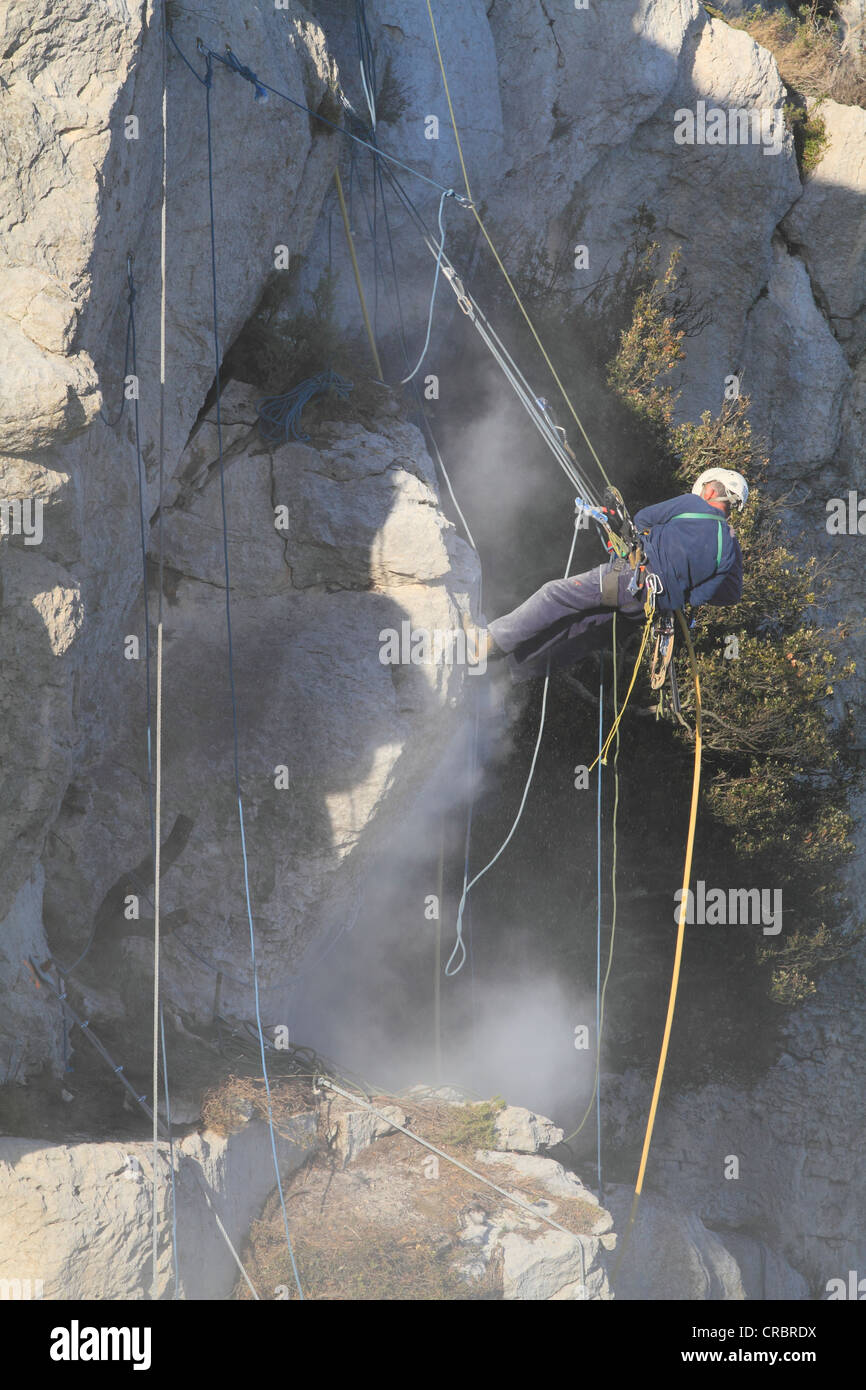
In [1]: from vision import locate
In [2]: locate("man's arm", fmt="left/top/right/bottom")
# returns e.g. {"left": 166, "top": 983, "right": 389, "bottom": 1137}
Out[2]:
{"left": 632, "top": 495, "right": 694, "bottom": 531}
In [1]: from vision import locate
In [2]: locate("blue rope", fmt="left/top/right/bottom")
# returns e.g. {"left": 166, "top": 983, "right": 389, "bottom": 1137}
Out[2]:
{"left": 595, "top": 672, "right": 604, "bottom": 1200}
{"left": 220, "top": 46, "right": 269, "bottom": 101}
{"left": 400, "top": 187, "right": 453, "bottom": 385}
{"left": 257, "top": 370, "right": 353, "bottom": 444}
{"left": 167, "top": 31, "right": 461, "bottom": 198}
{"left": 202, "top": 53, "right": 304, "bottom": 1301}
{"left": 60, "top": 978, "right": 71, "bottom": 1073}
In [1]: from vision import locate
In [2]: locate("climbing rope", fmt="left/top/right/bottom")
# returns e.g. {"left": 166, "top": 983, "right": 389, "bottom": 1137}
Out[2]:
{"left": 256, "top": 370, "right": 353, "bottom": 443}
{"left": 99, "top": 260, "right": 136, "bottom": 428}
{"left": 151, "top": 0, "right": 169, "bottom": 1297}
{"left": 378, "top": 161, "right": 602, "bottom": 505}
{"left": 199, "top": 46, "right": 304, "bottom": 1302}
{"left": 355, "top": 0, "right": 378, "bottom": 133}
{"left": 400, "top": 186, "right": 453, "bottom": 384}
{"left": 595, "top": 670, "right": 604, "bottom": 1198}
{"left": 424, "top": 0, "right": 613, "bottom": 491}
{"left": 167, "top": 31, "right": 462, "bottom": 199}
{"left": 447, "top": 515, "right": 582, "bottom": 974}
{"left": 334, "top": 164, "right": 384, "bottom": 379}
{"left": 159, "top": 1004, "right": 180, "bottom": 1298}
{"left": 563, "top": 617, "right": 622, "bottom": 1155}
{"left": 584, "top": 617, "right": 653, "bottom": 777}
{"left": 612, "top": 610, "right": 703, "bottom": 1282}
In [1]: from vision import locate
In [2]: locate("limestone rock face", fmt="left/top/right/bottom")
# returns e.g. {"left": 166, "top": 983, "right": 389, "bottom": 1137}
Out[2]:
{"left": 0, "top": 0, "right": 478, "bottom": 1066}
{"left": 1, "top": 0, "right": 865, "bottom": 1304}
{"left": 0, "top": 0, "right": 341, "bottom": 934}
{"left": 0, "top": 872, "right": 64, "bottom": 1088}
{"left": 0, "top": 1, "right": 137, "bottom": 455}
{"left": 487, "top": 2, "right": 804, "bottom": 437}
{"left": 782, "top": 100, "right": 866, "bottom": 360}
{"left": 0, "top": 1116, "right": 316, "bottom": 1300}
{"left": 840, "top": 1, "right": 866, "bottom": 67}
{"left": 604, "top": 939, "right": 866, "bottom": 1298}
{"left": 604, "top": 1185, "right": 747, "bottom": 1301}
{"left": 493, "top": 1105, "right": 564, "bottom": 1154}
{"left": 323, "top": 1093, "right": 408, "bottom": 1166}
{"left": 38, "top": 384, "right": 478, "bottom": 1032}
{"left": 290, "top": 0, "right": 863, "bottom": 469}
{"left": 743, "top": 236, "right": 851, "bottom": 469}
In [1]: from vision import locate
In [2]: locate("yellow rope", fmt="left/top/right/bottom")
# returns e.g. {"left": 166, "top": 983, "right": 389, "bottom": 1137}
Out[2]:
{"left": 585, "top": 617, "right": 652, "bottom": 776}
{"left": 425, "top": 0, "right": 612, "bottom": 489}
{"left": 613, "top": 610, "right": 702, "bottom": 1280}
{"left": 334, "top": 166, "right": 384, "bottom": 381}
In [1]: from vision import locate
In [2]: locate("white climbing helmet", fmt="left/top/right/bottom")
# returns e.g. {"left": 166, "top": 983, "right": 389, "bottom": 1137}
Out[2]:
{"left": 692, "top": 467, "right": 749, "bottom": 512}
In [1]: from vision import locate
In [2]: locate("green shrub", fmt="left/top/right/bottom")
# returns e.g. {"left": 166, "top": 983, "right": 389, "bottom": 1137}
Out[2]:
{"left": 604, "top": 245, "right": 858, "bottom": 1002}
{"left": 441, "top": 1096, "right": 506, "bottom": 1150}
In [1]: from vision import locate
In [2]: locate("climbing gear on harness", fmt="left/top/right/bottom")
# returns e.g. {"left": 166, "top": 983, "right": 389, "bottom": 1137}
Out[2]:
{"left": 692, "top": 467, "right": 749, "bottom": 512}
{"left": 650, "top": 614, "right": 676, "bottom": 690}
{"left": 601, "top": 486, "right": 637, "bottom": 546}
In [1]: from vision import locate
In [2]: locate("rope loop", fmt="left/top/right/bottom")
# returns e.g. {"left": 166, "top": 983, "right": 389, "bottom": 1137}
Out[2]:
{"left": 223, "top": 46, "right": 269, "bottom": 102}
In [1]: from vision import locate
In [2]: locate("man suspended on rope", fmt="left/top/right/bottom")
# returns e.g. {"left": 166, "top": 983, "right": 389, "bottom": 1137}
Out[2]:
{"left": 465, "top": 468, "right": 748, "bottom": 680}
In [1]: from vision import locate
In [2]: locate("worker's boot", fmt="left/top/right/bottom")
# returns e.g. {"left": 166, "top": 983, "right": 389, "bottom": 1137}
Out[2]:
{"left": 461, "top": 610, "right": 500, "bottom": 667}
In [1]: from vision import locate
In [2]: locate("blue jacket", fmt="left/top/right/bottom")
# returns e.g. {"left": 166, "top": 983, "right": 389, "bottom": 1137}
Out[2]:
{"left": 632, "top": 494, "right": 743, "bottom": 612}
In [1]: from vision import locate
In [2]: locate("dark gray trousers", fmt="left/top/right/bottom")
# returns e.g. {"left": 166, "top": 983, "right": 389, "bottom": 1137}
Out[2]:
{"left": 487, "top": 558, "right": 646, "bottom": 680}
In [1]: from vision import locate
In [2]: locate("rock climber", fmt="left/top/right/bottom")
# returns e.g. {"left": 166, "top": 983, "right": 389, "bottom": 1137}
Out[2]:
{"left": 465, "top": 468, "right": 748, "bottom": 679}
